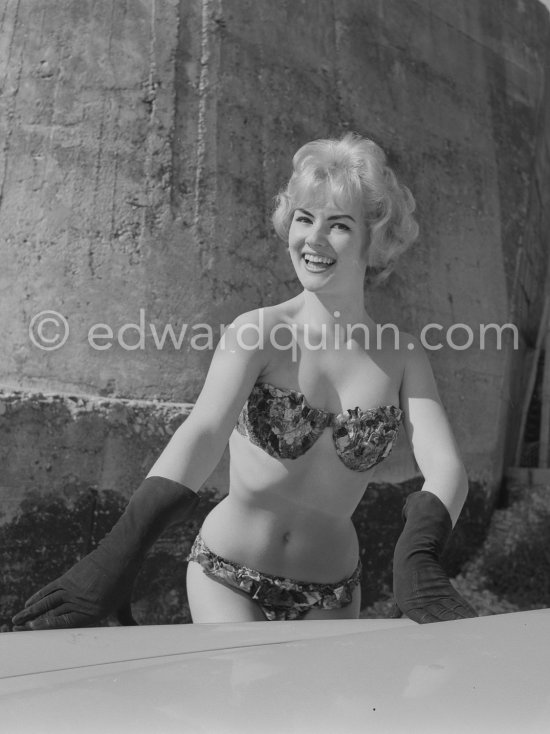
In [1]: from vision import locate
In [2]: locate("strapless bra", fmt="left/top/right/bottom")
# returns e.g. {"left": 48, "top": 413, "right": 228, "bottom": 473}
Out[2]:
{"left": 235, "top": 382, "right": 402, "bottom": 472}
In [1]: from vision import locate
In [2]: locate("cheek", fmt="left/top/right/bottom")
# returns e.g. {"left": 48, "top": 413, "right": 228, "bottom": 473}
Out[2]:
{"left": 288, "top": 221, "right": 302, "bottom": 241}
{"left": 287, "top": 227, "right": 303, "bottom": 253}
{"left": 287, "top": 239, "right": 301, "bottom": 265}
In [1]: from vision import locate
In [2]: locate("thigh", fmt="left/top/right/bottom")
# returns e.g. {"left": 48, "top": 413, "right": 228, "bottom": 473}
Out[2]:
{"left": 301, "top": 584, "right": 361, "bottom": 621}
{"left": 186, "top": 560, "right": 267, "bottom": 623}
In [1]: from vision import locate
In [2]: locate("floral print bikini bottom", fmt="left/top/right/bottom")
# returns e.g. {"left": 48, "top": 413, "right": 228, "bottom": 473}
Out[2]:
{"left": 186, "top": 532, "right": 362, "bottom": 621}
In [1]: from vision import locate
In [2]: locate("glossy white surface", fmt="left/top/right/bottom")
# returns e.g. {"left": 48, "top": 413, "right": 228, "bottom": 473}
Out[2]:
{"left": 1, "top": 611, "right": 549, "bottom": 734}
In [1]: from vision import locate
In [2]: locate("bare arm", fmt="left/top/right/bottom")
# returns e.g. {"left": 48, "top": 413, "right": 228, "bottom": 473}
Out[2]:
{"left": 393, "top": 335, "right": 476, "bottom": 622}
{"left": 147, "top": 309, "right": 268, "bottom": 490}
{"left": 11, "top": 310, "right": 268, "bottom": 629}
{"left": 399, "top": 336, "right": 468, "bottom": 526}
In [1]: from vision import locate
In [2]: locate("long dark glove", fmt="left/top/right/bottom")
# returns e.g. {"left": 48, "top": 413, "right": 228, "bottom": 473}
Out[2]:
{"left": 11, "top": 476, "right": 199, "bottom": 630}
{"left": 393, "top": 490, "right": 477, "bottom": 624}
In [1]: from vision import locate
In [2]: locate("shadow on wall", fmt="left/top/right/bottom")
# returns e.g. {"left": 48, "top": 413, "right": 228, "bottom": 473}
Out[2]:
{"left": 0, "top": 388, "right": 491, "bottom": 629}
{"left": 1, "top": 477, "right": 497, "bottom": 630}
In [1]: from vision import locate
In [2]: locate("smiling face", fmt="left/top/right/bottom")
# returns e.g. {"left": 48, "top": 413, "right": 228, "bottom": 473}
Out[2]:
{"left": 287, "top": 196, "right": 369, "bottom": 294}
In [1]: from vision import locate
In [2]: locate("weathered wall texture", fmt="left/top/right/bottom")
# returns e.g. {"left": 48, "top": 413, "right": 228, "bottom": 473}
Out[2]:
{"left": 1, "top": 0, "right": 549, "bottom": 625}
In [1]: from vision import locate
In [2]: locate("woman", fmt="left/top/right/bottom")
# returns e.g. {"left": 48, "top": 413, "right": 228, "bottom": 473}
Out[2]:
{"left": 12, "top": 133, "right": 476, "bottom": 628}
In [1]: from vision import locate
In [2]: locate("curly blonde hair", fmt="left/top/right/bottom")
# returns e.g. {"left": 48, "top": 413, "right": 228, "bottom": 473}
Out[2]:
{"left": 272, "top": 133, "right": 419, "bottom": 286}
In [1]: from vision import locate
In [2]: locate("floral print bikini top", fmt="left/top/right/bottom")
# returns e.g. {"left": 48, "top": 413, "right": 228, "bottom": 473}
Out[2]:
{"left": 235, "top": 382, "right": 403, "bottom": 472}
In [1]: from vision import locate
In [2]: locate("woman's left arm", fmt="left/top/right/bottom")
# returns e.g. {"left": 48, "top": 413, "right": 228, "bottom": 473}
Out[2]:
{"left": 392, "top": 335, "right": 477, "bottom": 623}
{"left": 399, "top": 335, "right": 468, "bottom": 525}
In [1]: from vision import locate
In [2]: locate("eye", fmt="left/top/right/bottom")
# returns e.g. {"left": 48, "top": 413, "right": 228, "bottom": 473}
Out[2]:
{"left": 294, "top": 214, "right": 312, "bottom": 224}
{"left": 332, "top": 222, "right": 351, "bottom": 231}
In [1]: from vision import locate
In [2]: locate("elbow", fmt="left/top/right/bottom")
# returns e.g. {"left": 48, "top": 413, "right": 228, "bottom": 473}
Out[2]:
{"left": 455, "top": 461, "right": 469, "bottom": 500}
{"left": 421, "top": 457, "right": 469, "bottom": 526}
{"left": 448, "top": 460, "right": 469, "bottom": 525}
{"left": 423, "top": 454, "right": 468, "bottom": 490}
{"left": 444, "top": 457, "right": 469, "bottom": 507}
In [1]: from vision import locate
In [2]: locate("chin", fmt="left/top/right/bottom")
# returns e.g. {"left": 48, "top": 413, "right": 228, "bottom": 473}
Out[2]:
{"left": 297, "top": 274, "right": 332, "bottom": 292}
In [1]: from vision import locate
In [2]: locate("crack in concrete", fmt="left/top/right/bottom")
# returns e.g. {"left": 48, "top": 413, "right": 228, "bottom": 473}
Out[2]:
{"left": 0, "top": 0, "right": 22, "bottom": 215}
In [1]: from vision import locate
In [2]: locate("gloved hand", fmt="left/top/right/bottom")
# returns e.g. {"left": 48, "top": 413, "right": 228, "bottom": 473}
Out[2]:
{"left": 11, "top": 476, "right": 199, "bottom": 630}
{"left": 393, "top": 490, "right": 477, "bottom": 624}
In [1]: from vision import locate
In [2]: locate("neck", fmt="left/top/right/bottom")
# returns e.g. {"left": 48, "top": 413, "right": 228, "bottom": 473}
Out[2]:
{"left": 298, "top": 290, "right": 372, "bottom": 329}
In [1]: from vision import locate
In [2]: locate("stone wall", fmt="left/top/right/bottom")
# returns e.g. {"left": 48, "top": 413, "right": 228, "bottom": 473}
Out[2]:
{"left": 1, "top": 0, "right": 549, "bottom": 625}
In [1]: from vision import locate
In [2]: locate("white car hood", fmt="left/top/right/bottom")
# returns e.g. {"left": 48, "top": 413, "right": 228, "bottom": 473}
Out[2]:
{"left": 1, "top": 611, "right": 549, "bottom": 734}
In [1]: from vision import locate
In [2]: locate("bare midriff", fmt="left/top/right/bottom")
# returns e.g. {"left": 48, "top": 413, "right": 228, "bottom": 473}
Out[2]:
{"left": 199, "top": 429, "right": 375, "bottom": 584}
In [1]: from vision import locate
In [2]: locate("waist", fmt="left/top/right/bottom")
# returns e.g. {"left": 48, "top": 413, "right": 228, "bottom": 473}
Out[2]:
{"left": 228, "top": 429, "right": 374, "bottom": 517}
{"left": 200, "top": 493, "right": 360, "bottom": 584}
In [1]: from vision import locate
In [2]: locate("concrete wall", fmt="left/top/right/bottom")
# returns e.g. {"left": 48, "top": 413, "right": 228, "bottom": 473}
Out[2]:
{"left": 1, "top": 0, "right": 549, "bottom": 626}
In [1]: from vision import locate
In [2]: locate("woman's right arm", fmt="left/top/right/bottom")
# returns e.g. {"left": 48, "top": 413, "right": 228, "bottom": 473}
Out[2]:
{"left": 12, "top": 310, "right": 269, "bottom": 630}
{"left": 146, "top": 309, "right": 269, "bottom": 489}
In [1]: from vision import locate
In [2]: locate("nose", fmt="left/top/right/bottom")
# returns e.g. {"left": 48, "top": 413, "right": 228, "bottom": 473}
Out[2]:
{"left": 305, "top": 221, "right": 328, "bottom": 248}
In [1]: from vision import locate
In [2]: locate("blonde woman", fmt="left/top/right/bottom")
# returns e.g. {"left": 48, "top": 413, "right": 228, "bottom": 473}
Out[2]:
{"left": 13, "top": 133, "right": 476, "bottom": 628}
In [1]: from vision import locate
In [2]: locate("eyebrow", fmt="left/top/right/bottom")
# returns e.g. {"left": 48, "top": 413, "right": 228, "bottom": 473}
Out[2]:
{"left": 297, "top": 208, "right": 356, "bottom": 223}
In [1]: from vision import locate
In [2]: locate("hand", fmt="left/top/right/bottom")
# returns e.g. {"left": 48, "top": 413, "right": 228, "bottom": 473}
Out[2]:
{"left": 393, "top": 569, "right": 477, "bottom": 624}
{"left": 393, "top": 490, "right": 477, "bottom": 624}
{"left": 11, "top": 476, "right": 199, "bottom": 630}
{"left": 12, "top": 552, "right": 134, "bottom": 630}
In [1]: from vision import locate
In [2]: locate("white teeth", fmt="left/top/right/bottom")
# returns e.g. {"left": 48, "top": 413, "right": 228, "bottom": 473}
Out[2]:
{"left": 304, "top": 254, "right": 335, "bottom": 265}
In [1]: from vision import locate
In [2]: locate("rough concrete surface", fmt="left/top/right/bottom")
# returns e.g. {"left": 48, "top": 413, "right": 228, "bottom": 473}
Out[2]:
{"left": 1, "top": 0, "right": 550, "bottom": 625}
{"left": 0, "top": 387, "right": 486, "bottom": 629}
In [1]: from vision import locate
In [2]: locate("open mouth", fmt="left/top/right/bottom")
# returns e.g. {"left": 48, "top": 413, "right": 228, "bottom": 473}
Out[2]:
{"left": 302, "top": 253, "right": 336, "bottom": 273}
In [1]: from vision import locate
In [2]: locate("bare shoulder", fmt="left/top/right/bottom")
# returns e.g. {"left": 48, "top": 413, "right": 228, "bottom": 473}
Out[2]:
{"left": 400, "top": 332, "right": 432, "bottom": 367}
{"left": 221, "top": 308, "right": 269, "bottom": 351}
{"left": 371, "top": 326, "right": 415, "bottom": 372}
{"left": 227, "top": 308, "right": 266, "bottom": 330}
{"left": 398, "top": 332, "right": 439, "bottom": 400}
{"left": 369, "top": 327, "right": 435, "bottom": 398}
{"left": 219, "top": 302, "right": 298, "bottom": 358}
